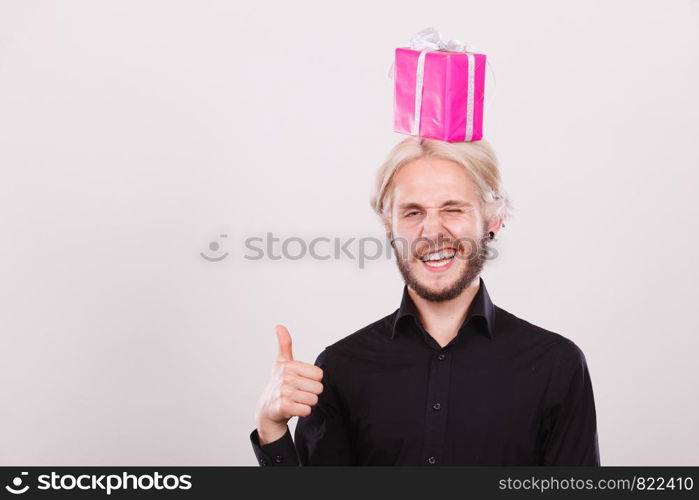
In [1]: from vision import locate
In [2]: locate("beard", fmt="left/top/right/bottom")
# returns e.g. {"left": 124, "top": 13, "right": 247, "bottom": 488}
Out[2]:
{"left": 394, "top": 228, "right": 490, "bottom": 302}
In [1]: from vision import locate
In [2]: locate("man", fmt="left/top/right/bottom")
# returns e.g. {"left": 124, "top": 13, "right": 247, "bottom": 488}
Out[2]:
{"left": 250, "top": 137, "right": 600, "bottom": 466}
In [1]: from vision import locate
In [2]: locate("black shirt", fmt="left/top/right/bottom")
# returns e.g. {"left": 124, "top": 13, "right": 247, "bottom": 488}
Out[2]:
{"left": 250, "top": 278, "right": 600, "bottom": 466}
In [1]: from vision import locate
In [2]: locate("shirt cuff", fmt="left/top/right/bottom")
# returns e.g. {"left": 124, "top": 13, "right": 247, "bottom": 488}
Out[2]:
{"left": 250, "top": 427, "right": 300, "bottom": 466}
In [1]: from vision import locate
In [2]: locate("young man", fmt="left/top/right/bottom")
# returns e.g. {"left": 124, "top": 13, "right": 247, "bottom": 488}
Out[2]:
{"left": 250, "top": 137, "right": 600, "bottom": 466}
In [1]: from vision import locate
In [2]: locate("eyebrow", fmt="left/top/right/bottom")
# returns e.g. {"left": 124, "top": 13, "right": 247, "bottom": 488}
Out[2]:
{"left": 397, "top": 200, "right": 474, "bottom": 210}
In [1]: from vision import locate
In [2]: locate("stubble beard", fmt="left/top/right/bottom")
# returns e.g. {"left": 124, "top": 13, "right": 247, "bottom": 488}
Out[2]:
{"left": 394, "top": 230, "right": 490, "bottom": 303}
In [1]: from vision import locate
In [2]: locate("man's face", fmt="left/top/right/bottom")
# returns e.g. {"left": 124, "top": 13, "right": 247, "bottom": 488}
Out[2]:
{"left": 388, "top": 157, "right": 491, "bottom": 302}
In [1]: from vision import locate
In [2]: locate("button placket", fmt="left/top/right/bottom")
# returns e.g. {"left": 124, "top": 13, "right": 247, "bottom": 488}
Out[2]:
{"left": 422, "top": 348, "right": 452, "bottom": 465}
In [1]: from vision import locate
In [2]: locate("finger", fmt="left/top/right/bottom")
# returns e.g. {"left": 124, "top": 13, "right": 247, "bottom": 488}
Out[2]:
{"left": 286, "top": 360, "right": 323, "bottom": 381}
{"left": 289, "top": 390, "right": 319, "bottom": 407}
{"left": 275, "top": 324, "right": 293, "bottom": 362}
{"left": 281, "top": 401, "right": 312, "bottom": 418}
{"left": 285, "top": 374, "right": 324, "bottom": 395}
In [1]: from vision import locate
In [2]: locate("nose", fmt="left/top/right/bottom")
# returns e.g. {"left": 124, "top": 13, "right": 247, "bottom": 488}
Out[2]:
{"left": 420, "top": 209, "right": 447, "bottom": 243}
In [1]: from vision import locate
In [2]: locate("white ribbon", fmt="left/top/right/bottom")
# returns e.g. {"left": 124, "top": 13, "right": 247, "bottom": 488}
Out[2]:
{"left": 408, "top": 27, "right": 472, "bottom": 53}
{"left": 412, "top": 50, "right": 428, "bottom": 137}
{"left": 406, "top": 28, "right": 476, "bottom": 140}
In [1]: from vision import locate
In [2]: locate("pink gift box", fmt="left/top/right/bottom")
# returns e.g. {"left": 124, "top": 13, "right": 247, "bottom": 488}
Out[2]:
{"left": 393, "top": 47, "right": 486, "bottom": 142}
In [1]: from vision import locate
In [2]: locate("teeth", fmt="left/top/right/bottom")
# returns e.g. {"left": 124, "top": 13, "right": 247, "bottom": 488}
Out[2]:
{"left": 424, "top": 259, "right": 451, "bottom": 267}
{"left": 421, "top": 249, "right": 456, "bottom": 262}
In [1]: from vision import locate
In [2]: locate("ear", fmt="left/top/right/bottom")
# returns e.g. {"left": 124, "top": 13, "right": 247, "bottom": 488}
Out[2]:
{"left": 487, "top": 217, "right": 504, "bottom": 236}
{"left": 381, "top": 215, "right": 393, "bottom": 240}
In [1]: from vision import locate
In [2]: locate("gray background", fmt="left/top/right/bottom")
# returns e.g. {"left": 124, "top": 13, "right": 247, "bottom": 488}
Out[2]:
{"left": 1, "top": 0, "right": 697, "bottom": 465}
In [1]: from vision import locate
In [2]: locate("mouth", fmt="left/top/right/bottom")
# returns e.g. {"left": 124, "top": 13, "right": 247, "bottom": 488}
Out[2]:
{"left": 419, "top": 247, "right": 457, "bottom": 272}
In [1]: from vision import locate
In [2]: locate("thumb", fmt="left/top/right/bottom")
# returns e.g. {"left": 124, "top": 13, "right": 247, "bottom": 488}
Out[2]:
{"left": 275, "top": 324, "right": 293, "bottom": 361}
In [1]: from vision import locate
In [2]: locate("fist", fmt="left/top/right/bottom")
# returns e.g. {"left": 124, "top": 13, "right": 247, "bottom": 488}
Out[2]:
{"left": 255, "top": 324, "right": 324, "bottom": 444}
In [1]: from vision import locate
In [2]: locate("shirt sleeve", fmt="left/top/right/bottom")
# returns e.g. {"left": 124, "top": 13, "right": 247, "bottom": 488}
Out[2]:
{"left": 540, "top": 340, "right": 601, "bottom": 466}
{"left": 250, "top": 426, "right": 299, "bottom": 466}
{"left": 250, "top": 348, "right": 355, "bottom": 466}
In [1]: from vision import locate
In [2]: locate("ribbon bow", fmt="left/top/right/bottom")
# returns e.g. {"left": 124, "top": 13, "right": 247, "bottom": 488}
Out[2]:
{"left": 408, "top": 27, "right": 472, "bottom": 54}
{"left": 388, "top": 27, "right": 475, "bottom": 78}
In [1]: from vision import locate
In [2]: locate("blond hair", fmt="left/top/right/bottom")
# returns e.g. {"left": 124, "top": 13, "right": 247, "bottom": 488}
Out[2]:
{"left": 370, "top": 136, "right": 512, "bottom": 225}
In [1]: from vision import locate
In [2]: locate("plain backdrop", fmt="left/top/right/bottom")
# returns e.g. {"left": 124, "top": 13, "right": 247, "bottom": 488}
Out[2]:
{"left": 1, "top": 0, "right": 698, "bottom": 466}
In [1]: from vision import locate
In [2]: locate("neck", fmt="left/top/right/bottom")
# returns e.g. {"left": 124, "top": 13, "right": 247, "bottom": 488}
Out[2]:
{"left": 407, "top": 277, "right": 481, "bottom": 348}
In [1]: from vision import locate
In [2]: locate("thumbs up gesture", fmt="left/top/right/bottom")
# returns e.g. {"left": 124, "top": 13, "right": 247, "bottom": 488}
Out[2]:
{"left": 255, "top": 325, "right": 324, "bottom": 445}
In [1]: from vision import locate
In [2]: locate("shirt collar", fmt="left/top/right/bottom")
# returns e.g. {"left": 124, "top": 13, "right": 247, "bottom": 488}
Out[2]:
{"left": 391, "top": 277, "right": 495, "bottom": 340}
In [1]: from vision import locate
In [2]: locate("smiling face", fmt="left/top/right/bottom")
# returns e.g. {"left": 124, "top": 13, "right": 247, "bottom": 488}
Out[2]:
{"left": 387, "top": 157, "right": 494, "bottom": 302}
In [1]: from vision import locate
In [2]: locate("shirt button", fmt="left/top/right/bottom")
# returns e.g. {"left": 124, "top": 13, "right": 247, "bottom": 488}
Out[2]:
{"left": 432, "top": 402, "right": 441, "bottom": 411}
{"left": 427, "top": 456, "right": 436, "bottom": 465}
{"left": 274, "top": 455, "right": 284, "bottom": 464}
{"left": 259, "top": 458, "right": 269, "bottom": 466}
{"left": 437, "top": 353, "right": 446, "bottom": 361}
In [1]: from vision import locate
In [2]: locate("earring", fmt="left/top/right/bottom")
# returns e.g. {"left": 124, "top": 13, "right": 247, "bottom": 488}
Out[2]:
{"left": 488, "top": 231, "right": 495, "bottom": 240}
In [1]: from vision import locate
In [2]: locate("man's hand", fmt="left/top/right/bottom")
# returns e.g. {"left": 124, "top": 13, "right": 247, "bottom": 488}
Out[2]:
{"left": 255, "top": 325, "right": 324, "bottom": 445}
